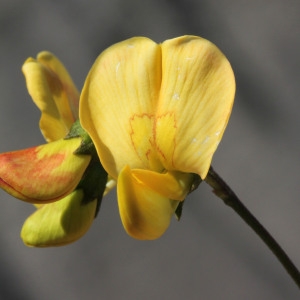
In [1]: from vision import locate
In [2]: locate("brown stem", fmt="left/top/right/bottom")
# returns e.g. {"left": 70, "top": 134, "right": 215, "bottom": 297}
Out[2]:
{"left": 205, "top": 166, "right": 300, "bottom": 289}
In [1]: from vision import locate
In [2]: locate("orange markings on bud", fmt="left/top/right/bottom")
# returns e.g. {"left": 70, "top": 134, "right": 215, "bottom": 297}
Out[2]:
{"left": 0, "top": 138, "right": 91, "bottom": 203}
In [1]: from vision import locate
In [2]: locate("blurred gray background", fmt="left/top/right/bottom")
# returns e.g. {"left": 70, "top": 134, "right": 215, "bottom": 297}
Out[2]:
{"left": 1, "top": 0, "right": 300, "bottom": 299}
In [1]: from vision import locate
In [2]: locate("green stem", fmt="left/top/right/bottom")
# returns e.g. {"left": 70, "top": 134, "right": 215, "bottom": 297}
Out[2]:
{"left": 205, "top": 166, "right": 300, "bottom": 289}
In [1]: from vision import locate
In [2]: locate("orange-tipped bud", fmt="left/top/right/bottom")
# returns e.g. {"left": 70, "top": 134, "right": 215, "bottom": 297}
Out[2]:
{"left": 0, "top": 138, "right": 90, "bottom": 203}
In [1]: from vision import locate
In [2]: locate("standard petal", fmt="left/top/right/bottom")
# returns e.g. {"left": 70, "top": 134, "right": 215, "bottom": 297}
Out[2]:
{"left": 0, "top": 138, "right": 90, "bottom": 203}
{"left": 80, "top": 37, "right": 162, "bottom": 178}
{"left": 156, "top": 36, "right": 235, "bottom": 178}
{"left": 21, "top": 189, "right": 97, "bottom": 247}
{"left": 22, "top": 52, "right": 79, "bottom": 141}
{"left": 117, "top": 165, "right": 179, "bottom": 240}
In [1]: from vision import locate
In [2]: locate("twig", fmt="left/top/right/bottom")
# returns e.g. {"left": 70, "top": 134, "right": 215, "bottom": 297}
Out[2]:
{"left": 205, "top": 166, "right": 300, "bottom": 289}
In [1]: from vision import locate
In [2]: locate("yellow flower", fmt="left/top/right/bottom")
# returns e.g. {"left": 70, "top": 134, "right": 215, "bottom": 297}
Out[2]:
{"left": 80, "top": 36, "right": 235, "bottom": 240}
{"left": 0, "top": 52, "right": 106, "bottom": 246}
{"left": 1, "top": 36, "right": 235, "bottom": 245}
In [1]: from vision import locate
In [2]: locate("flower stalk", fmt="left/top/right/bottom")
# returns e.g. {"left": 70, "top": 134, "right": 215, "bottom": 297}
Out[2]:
{"left": 205, "top": 166, "right": 300, "bottom": 289}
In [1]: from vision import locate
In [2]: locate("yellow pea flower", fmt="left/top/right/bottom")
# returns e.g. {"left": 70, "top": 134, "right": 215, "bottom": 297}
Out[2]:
{"left": 20, "top": 52, "right": 101, "bottom": 246}
{"left": 1, "top": 52, "right": 107, "bottom": 246}
{"left": 80, "top": 36, "right": 235, "bottom": 240}
{"left": 2, "top": 36, "right": 234, "bottom": 245}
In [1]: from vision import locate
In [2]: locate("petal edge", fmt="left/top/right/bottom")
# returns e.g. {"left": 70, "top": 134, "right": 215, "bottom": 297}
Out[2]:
{"left": 117, "top": 165, "right": 179, "bottom": 240}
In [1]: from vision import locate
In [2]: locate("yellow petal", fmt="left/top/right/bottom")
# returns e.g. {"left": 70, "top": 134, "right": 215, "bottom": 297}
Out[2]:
{"left": 80, "top": 37, "right": 161, "bottom": 178}
{"left": 22, "top": 51, "right": 79, "bottom": 141}
{"left": 36, "top": 52, "right": 79, "bottom": 120}
{"left": 156, "top": 35, "right": 235, "bottom": 178}
{"left": 131, "top": 169, "right": 193, "bottom": 200}
{"left": 117, "top": 165, "right": 180, "bottom": 240}
{"left": 21, "top": 189, "right": 96, "bottom": 247}
{"left": 0, "top": 138, "right": 90, "bottom": 203}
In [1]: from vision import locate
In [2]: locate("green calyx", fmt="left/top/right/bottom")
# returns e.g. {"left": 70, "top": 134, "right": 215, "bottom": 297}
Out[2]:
{"left": 77, "top": 158, "right": 108, "bottom": 217}
{"left": 65, "top": 119, "right": 108, "bottom": 217}
{"left": 65, "top": 119, "right": 96, "bottom": 155}
{"left": 175, "top": 174, "right": 202, "bottom": 220}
